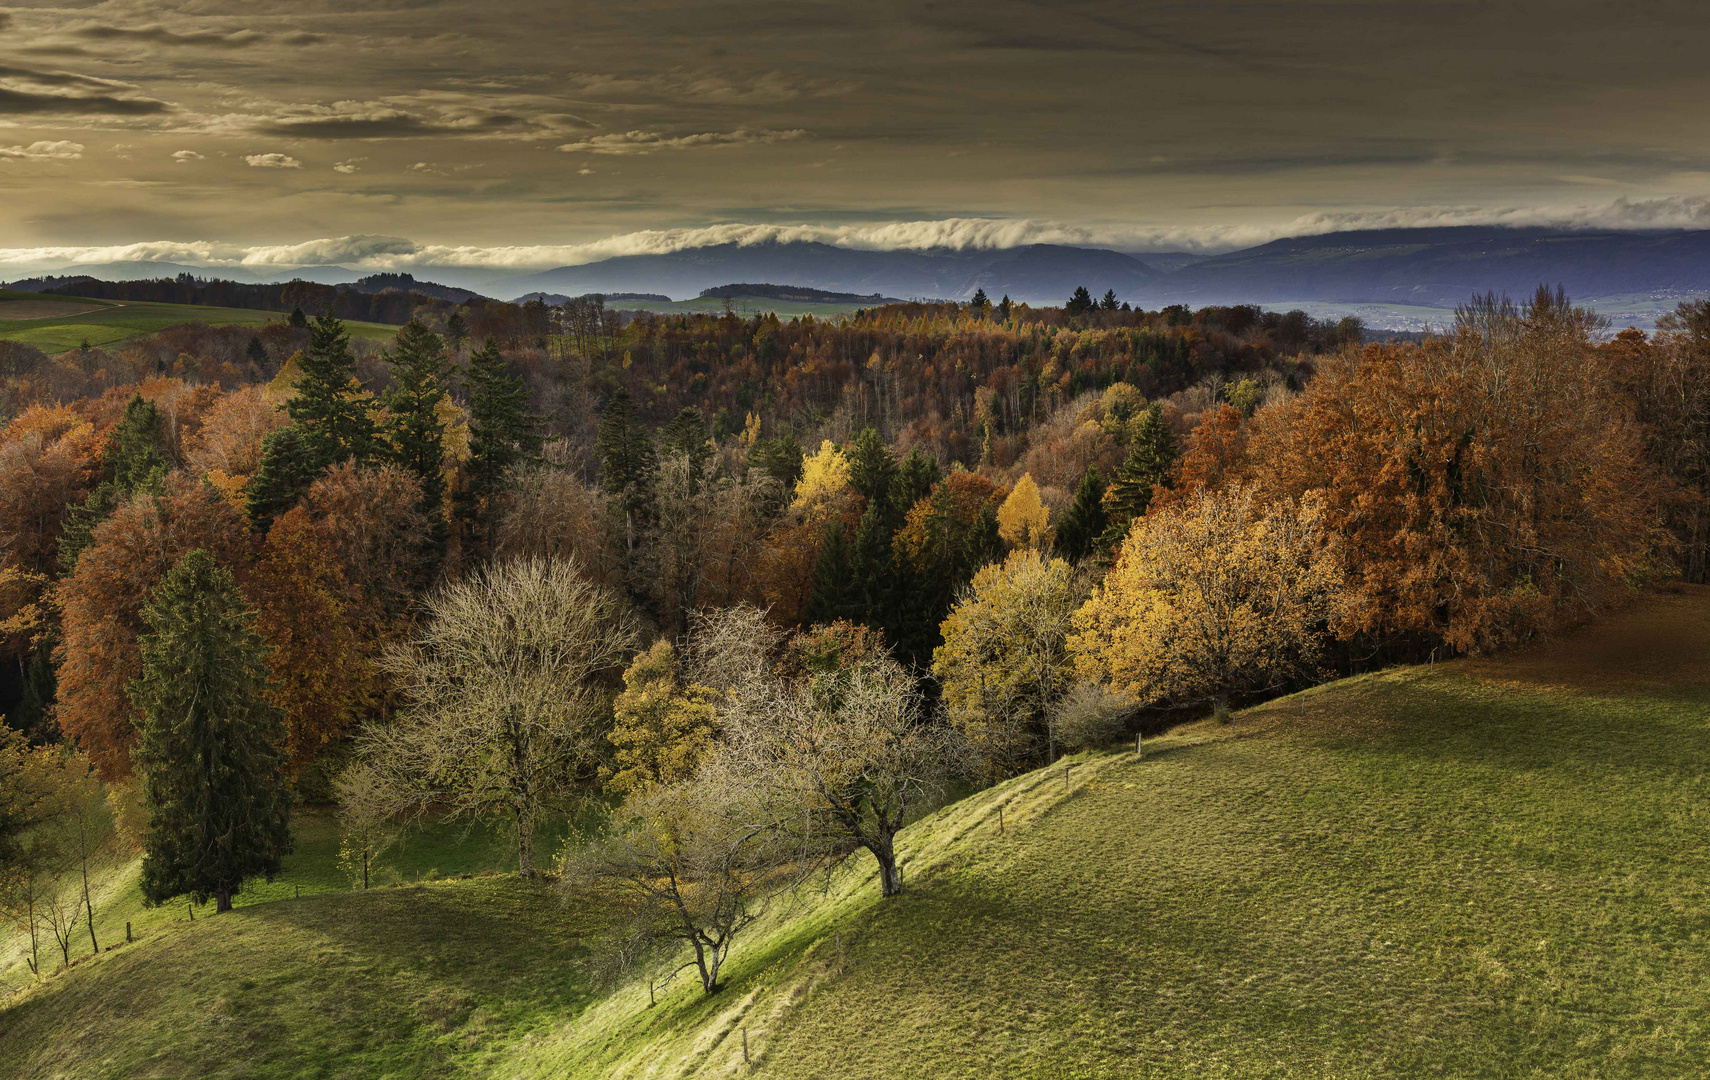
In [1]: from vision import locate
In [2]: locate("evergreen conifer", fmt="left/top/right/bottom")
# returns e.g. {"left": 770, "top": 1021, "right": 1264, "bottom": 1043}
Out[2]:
{"left": 130, "top": 550, "right": 291, "bottom": 914}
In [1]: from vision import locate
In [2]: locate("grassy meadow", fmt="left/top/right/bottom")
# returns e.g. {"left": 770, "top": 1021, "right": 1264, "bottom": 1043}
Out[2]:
{"left": 3, "top": 587, "right": 1708, "bottom": 1078}
{"left": 0, "top": 290, "right": 398, "bottom": 352}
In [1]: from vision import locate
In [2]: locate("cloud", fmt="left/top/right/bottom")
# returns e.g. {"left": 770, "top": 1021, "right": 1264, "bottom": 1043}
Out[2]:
{"left": 0, "top": 140, "right": 85, "bottom": 160}
{"left": 333, "top": 158, "right": 363, "bottom": 173}
{"left": 244, "top": 153, "right": 301, "bottom": 169}
{"left": 251, "top": 99, "right": 534, "bottom": 140}
{"left": 171, "top": 149, "right": 204, "bottom": 163}
{"left": 240, "top": 235, "right": 420, "bottom": 266}
{"left": 555, "top": 128, "right": 809, "bottom": 155}
{"left": 0, "top": 64, "right": 172, "bottom": 116}
{"left": 71, "top": 24, "right": 266, "bottom": 48}
{"left": 7, "top": 196, "right": 1710, "bottom": 279}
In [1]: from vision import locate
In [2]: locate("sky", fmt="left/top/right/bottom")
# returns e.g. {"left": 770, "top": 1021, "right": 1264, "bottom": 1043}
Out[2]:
{"left": 3, "top": 0, "right": 1710, "bottom": 274}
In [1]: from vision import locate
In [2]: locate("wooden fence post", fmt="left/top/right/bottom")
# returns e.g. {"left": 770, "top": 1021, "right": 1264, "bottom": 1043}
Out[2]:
{"left": 742, "top": 1027, "right": 750, "bottom": 1065}
{"left": 125, "top": 921, "right": 132, "bottom": 943}
{"left": 1136, "top": 732, "right": 1143, "bottom": 759}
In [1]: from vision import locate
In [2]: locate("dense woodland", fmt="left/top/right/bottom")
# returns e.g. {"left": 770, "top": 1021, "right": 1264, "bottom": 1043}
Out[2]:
{"left": 0, "top": 284, "right": 1706, "bottom": 983}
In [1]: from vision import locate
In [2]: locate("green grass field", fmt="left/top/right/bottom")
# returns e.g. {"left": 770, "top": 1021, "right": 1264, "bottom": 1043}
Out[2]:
{"left": 3, "top": 588, "right": 1708, "bottom": 1078}
{"left": 0, "top": 290, "right": 398, "bottom": 352}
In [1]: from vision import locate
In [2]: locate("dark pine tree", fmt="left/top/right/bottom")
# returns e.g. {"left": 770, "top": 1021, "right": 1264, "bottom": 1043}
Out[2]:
{"left": 748, "top": 434, "right": 804, "bottom": 491}
{"left": 969, "top": 287, "right": 990, "bottom": 315}
{"left": 288, "top": 307, "right": 308, "bottom": 329}
{"left": 246, "top": 427, "right": 320, "bottom": 531}
{"left": 807, "top": 520, "right": 859, "bottom": 625}
{"left": 1101, "top": 289, "right": 1119, "bottom": 311}
{"left": 894, "top": 448, "right": 942, "bottom": 512}
{"left": 847, "top": 427, "right": 897, "bottom": 509}
{"left": 657, "top": 407, "right": 713, "bottom": 490}
{"left": 595, "top": 390, "right": 656, "bottom": 555}
{"left": 288, "top": 313, "right": 377, "bottom": 471}
{"left": 1099, "top": 403, "right": 1178, "bottom": 551}
{"left": 445, "top": 311, "right": 468, "bottom": 350}
{"left": 382, "top": 319, "right": 450, "bottom": 553}
{"left": 458, "top": 339, "right": 544, "bottom": 557}
{"left": 59, "top": 393, "right": 169, "bottom": 572}
{"left": 998, "top": 294, "right": 1013, "bottom": 321}
{"left": 1065, "top": 286, "right": 1094, "bottom": 317}
{"left": 245, "top": 336, "right": 268, "bottom": 367}
{"left": 130, "top": 550, "right": 291, "bottom": 914}
{"left": 1054, "top": 465, "right": 1108, "bottom": 563}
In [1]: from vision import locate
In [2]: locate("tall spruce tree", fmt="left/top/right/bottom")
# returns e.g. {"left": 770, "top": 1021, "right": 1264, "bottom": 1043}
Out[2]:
{"left": 1099, "top": 403, "right": 1178, "bottom": 551}
{"left": 894, "top": 448, "right": 942, "bottom": 512}
{"left": 246, "top": 426, "right": 320, "bottom": 530}
{"left": 1054, "top": 464, "right": 1108, "bottom": 563}
{"left": 807, "top": 520, "right": 859, "bottom": 624}
{"left": 245, "top": 336, "right": 268, "bottom": 366}
{"left": 458, "top": 339, "right": 543, "bottom": 555}
{"left": 130, "top": 550, "right": 291, "bottom": 914}
{"left": 289, "top": 313, "right": 378, "bottom": 471}
{"left": 595, "top": 390, "right": 656, "bottom": 554}
{"left": 1065, "top": 286, "right": 1095, "bottom": 317}
{"left": 59, "top": 393, "right": 169, "bottom": 571}
{"left": 382, "top": 320, "right": 450, "bottom": 549}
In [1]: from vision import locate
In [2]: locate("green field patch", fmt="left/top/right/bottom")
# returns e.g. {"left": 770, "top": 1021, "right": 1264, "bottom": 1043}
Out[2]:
{"left": 0, "top": 294, "right": 399, "bottom": 352}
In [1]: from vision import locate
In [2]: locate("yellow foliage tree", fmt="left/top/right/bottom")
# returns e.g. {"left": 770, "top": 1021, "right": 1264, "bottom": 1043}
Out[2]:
{"left": 996, "top": 472, "right": 1052, "bottom": 549}
{"left": 606, "top": 640, "right": 718, "bottom": 797}
{"left": 789, "top": 440, "right": 851, "bottom": 519}
{"left": 933, "top": 549, "right": 1083, "bottom": 775}
{"left": 1070, "top": 484, "right": 1344, "bottom": 721}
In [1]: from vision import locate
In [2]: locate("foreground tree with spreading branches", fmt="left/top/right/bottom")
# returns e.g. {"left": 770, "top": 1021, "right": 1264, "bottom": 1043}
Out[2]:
{"left": 366, "top": 556, "right": 635, "bottom": 875}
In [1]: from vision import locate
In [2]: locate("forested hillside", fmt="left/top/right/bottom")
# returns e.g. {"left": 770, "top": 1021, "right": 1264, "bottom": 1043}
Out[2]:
{"left": 0, "top": 284, "right": 1707, "bottom": 1075}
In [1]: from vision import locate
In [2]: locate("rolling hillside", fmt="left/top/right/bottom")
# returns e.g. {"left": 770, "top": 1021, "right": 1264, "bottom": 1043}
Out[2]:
{"left": 0, "top": 290, "right": 398, "bottom": 352}
{"left": 3, "top": 588, "right": 1708, "bottom": 1078}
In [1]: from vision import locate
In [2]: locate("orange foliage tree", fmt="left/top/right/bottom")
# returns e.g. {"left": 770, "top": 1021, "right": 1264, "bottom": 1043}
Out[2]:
{"left": 55, "top": 479, "right": 253, "bottom": 779}
{"left": 252, "top": 507, "right": 371, "bottom": 773}
{"left": 1247, "top": 290, "right": 1666, "bottom": 655}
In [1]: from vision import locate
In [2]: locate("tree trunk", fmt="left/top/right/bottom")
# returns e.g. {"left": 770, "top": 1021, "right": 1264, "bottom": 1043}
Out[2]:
{"left": 1213, "top": 688, "right": 1231, "bottom": 724}
{"left": 215, "top": 889, "right": 232, "bottom": 914}
{"left": 81, "top": 855, "right": 98, "bottom": 955}
{"left": 516, "top": 801, "right": 535, "bottom": 877}
{"left": 873, "top": 838, "right": 903, "bottom": 897}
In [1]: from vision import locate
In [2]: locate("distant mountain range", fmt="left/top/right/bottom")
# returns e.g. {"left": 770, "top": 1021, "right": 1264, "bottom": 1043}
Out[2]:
{"left": 495, "top": 242, "right": 1162, "bottom": 305}
{"left": 1165, "top": 228, "right": 1710, "bottom": 308}
{"left": 9, "top": 228, "right": 1710, "bottom": 319}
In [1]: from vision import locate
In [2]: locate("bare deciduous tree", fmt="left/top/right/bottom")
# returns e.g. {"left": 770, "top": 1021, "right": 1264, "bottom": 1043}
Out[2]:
{"left": 566, "top": 775, "right": 798, "bottom": 995}
{"left": 367, "top": 556, "right": 636, "bottom": 875}
{"left": 721, "top": 649, "right": 960, "bottom": 898}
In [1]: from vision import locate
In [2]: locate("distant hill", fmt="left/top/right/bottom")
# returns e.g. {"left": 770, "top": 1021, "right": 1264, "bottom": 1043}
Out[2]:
{"left": 698, "top": 283, "right": 901, "bottom": 303}
{"left": 1161, "top": 227, "right": 1710, "bottom": 307}
{"left": 497, "top": 241, "right": 1163, "bottom": 305}
{"left": 345, "top": 273, "right": 483, "bottom": 303}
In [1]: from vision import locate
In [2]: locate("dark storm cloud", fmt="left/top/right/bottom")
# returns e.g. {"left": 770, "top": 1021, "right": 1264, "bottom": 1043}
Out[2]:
{"left": 257, "top": 111, "right": 529, "bottom": 139}
{"left": 0, "top": 86, "right": 172, "bottom": 117}
{"left": 72, "top": 24, "right": 267, "bottom": 48}
{"left": 8, "top": 0, "right": 1710, "bottom": 257}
